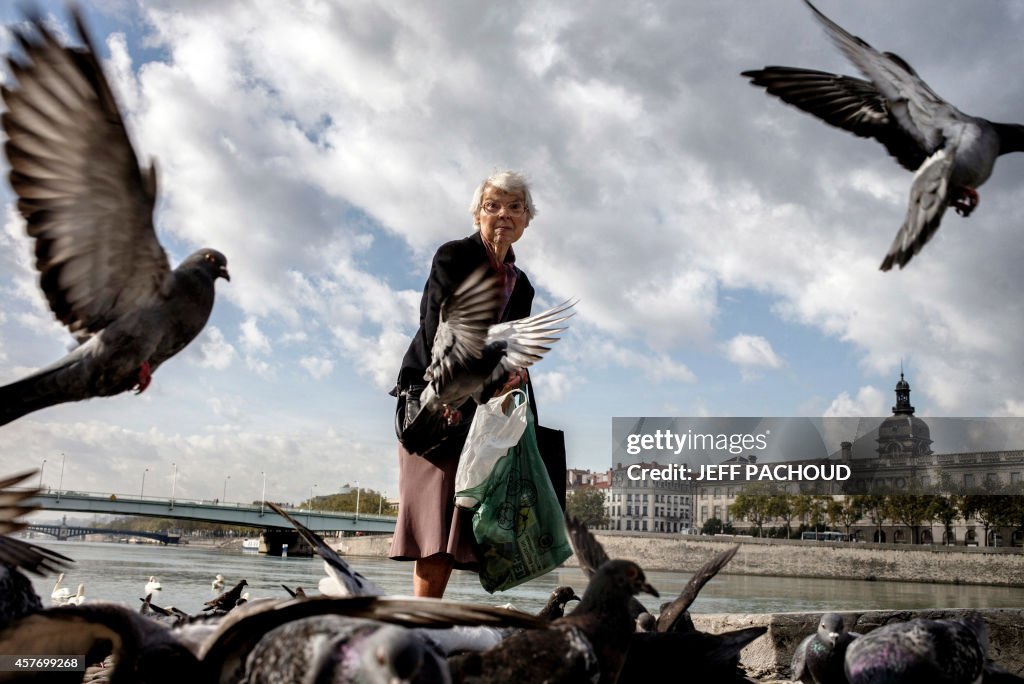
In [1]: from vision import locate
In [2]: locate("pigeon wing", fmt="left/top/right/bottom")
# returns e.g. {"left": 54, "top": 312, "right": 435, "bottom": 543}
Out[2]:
{"left": 656, "top": 545, "right": 738, "bottom": 633}
{"left": 265, "top": 501, "right": 385, "bottom": 597}
{"left": 486, "top": 298, "right": 576, "bottom": 373}
{"left": 2, "top": 8, "right": 171, "bottom": 339}
{"left": 880, "top": 147, "right": 953, "bottom": 270}
{"left": 425, "top": 265, "right": 501, "bottom": 389}
{"left": 0, "top": 471, "right": 74, "bottom": 575}
{"left": 802, "top": 0, "right": 961, "bottom": 155}
{"left": 741, "top": 66, "right": 927, "bottom": 171}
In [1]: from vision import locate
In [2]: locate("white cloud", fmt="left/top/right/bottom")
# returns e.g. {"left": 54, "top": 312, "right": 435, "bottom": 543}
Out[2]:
{"left": 240, "top": 317, "right": 272, "bottom": 355}
{"left": 299, "top": 355, "right": 334, "bottom": 380}
{"left": 723, "top": 334, "right": 783, "bottom": 380}
{"left": 195, "top": 327, "right": 236, "bottom": 370}
{"left": 824, "top": 387, "right": 888, "bottom": 417}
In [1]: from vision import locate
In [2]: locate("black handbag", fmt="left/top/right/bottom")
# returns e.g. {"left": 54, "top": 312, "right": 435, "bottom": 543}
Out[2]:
{"left": 392, "top": 383, "right": 425, "bottom": 441}
{"left": 527, "top": 382, "right": 567, "bottom": 511}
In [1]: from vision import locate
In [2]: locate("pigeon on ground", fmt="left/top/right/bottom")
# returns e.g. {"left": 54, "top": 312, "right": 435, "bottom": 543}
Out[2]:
{"left": 401, "top": 265, "right": 575, "bottom": 455}
{"left": 537, "top": 586, "right": 581, "bottom": 622}
{"left": 203, "top": 579, "right": 248, "bottom": 613}
{"left": 0, "top": 8, "right": 229, "bottom": 427}
{"left": 0, "top": 470, "right": 74, "bottom": 629}
{"left": 791, "top": 612, "right": 858, "bottom": 684}
{"left": 195, "top": 595, "right": 546, "bottom": 683}
{"left": 619, "top": 544, "right": 766, "bottom": 683}
{"left": 0, "top": 602, "right": 204, "bottom": 684}
{"left": 238, "top": 615, "right": 452, "bottom": 684}
{"left": 742, "top": 0, "right": 1024, "bottom": 271}
{"left": 266, "top": 500, "right": 386, "bottom": 597}
{"left": 280, "top": 584, "right": 307, "bottom": 599}
{"left": 843, "top": 615, "right": 990, "bottom": 684}
{"left": 449, "top": 519, "right": 658, "bottom": 684}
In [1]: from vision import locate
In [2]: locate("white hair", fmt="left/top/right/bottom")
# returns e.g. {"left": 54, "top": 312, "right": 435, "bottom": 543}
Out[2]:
{"left": 468, "top": 170, "right": 537, "bottom": 218}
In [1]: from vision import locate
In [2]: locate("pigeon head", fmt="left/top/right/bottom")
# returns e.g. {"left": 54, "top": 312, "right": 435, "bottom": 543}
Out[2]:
{"left": 184, "top": 249, "right": 230, "bottom": 282}
{"left": 585, "top": 559, "right": 659, "bottom": 606}
{"left": 818, "top": 613, "right": 846, "bottom": 646}
{"left": 553, "top": 586, "right": 581, "bottom": 608}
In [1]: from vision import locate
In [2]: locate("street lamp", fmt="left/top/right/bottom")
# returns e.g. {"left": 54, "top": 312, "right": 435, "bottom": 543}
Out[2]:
{"left": 308, "top": 484, "right": 317, "bottom": 526}
{"left": 38, "top": 459, "right": 46, "bottom": 489}
{"left": 223, "top": 475, "right": 231, "bottom": 504}
{"left": 171, "top": 462, "right": 177, "bottom": 509}
{"left": 57, "top": 453, "right": 65, "bottom": 503}
{"left": 141, "top": 468, "right": 149, "bottom": 498}
{"left": 355, "top": 480, "right": 360, "bottom": 521}
{"left": 260, "top": 471, "right": 267, "bottom": 516}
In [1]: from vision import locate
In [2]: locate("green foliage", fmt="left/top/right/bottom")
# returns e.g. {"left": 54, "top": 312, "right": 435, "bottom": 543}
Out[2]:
{"left": 299, "top": 488, "right": 397, "bottom": 517}
{"left": 565, "top": 487, "right": 609, "bottom": 528}
{"left": 701, "top": 517, "right": 723, "bottom": 535}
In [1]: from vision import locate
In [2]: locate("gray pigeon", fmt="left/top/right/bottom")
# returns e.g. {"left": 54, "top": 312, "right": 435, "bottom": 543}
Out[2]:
{"left": 401, "top": 265, "right": 575, "bottom": 455}
{"left": 203, "top": 579, "right": 248, "bottom": 613}
{"left": 0, "top": 470, "right": 74, "bottom": 629}
{"left": 743, "top": 0, "right": 1024, "bottom": 271}
{"left": 791, "top": 613, "right": 857, "bottom": 684}
{"left": 239, "top": 616, "right": 451, "bottom": 684}
{"left": 0, "top": 8, "right": 229, "bottom": 427}
{"left": 843, "top": 615, "right": 988, "bottom": 684}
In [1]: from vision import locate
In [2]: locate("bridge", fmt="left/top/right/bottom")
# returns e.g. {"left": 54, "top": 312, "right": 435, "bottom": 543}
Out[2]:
{"left": 26, "top": 490, "right": 397, "bottom": 535}
{"left": 27, "top": 523, "right": 179, "bottom": 544}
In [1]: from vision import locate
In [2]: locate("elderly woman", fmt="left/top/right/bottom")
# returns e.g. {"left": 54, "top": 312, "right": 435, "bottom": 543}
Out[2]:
{"left": 389, "top": 170, "right": 537, "bottom": 598}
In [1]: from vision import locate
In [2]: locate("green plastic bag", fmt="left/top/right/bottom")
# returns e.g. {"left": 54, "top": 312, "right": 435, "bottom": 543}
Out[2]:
{"left": 456, "top": 398, "right": 572, "bottom": 593}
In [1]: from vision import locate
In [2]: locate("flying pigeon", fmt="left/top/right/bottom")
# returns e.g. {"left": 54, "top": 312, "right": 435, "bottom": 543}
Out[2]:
{"left": 843, "top": 615, "right": 989, "bottom": 684}
{"left": 400, "top": 265, "right": 575, "bottom": 455}
{"left": 0, "top": 8, "right": 229, "bottom": 427}
{"left": 742, "top": 0, "right": 1024, "bottom": 270}
{"left": 791, "top": 612, "right": 858, "bottom": 684}
{"left": 0, "top": 470, "right": 73, "bottom": 629}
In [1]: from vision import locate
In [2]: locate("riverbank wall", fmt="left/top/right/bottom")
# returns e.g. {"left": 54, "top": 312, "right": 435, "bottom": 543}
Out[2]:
{"left": 330, "top": 531, "right": 1024, "bottom": 587}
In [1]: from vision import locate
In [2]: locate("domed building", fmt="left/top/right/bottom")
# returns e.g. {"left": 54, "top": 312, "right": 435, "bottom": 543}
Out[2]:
{"left": 875, "top": 373, "right": 933, "bottom": 459}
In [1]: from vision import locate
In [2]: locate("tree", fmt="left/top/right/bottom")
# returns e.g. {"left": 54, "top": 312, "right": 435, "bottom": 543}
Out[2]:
{"left": 928, "top": 495, "right": 961, "bottom": 545}
{"left": 961, "top": 479, "right": 1014, "bottom": 546}
{"left": 730, "top": 483, "right": 778, "bottom": 537}
{"left": 886, "top": 494, "right": 935, "bottom": 544}
{"left": 566, "top": 487, "right": 609, "bottom": 528}
{"left": 302, "top": 488, "right": 397, "bottom": 517}
{"left": 769, "top": 493, "right": 796, "bottom": 538}
{"left": 834, "top": 497, "right": 865, "bottom": 537}
{"left": 701, "top": 517, "right": 723, "bottom": 535}
{"left": 853, "top": 494, "right": 888, "bottom": 543}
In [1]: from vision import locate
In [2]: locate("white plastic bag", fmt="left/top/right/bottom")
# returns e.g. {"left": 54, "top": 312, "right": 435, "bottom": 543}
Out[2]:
{"left": 454, "top": 389, "right": 528, "bottom": 509}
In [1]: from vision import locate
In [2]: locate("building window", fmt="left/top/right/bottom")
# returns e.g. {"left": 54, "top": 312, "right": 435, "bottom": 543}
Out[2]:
{"left": 1012, "top": 472, "right": 1022, "bottom": 484}
{"left": 964, "top": 474, "right": 975, "bottom": 488}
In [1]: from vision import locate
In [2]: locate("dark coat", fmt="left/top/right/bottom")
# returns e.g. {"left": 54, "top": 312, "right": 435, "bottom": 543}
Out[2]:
{"left": 395, "top": 231, "right": 535, "bottom": 459}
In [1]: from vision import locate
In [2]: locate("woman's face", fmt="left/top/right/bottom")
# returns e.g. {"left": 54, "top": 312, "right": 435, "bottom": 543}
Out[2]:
{"left": 475, "top": 186, "right": 530, "bottom": 253}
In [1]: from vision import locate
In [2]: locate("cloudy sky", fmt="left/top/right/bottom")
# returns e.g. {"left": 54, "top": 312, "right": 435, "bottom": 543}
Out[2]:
{"left": 1, "top": 1, "right": 1023, "bottom": 509}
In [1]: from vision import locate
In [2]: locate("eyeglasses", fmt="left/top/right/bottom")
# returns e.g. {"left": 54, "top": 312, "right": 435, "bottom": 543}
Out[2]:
{"left": 480, "top": 199, "right": 527, "bottom": 217}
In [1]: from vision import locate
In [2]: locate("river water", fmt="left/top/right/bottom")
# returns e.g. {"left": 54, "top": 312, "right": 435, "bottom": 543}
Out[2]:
{"left": 28, "top": 539, "right": 1024, "bottom": 617}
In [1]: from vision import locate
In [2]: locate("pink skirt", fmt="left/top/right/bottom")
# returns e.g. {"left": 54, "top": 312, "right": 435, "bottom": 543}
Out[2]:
{"left": 388, "top": 442, "right": 480, "bottom": 570}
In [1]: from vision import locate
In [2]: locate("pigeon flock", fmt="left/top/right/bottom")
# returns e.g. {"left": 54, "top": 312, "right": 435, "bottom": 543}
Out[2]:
{"left": 4, "top": 470, "right": 1023, "bottom": 682}
{"left": 2, "top": 2, "right": 1023, "bottom": 683}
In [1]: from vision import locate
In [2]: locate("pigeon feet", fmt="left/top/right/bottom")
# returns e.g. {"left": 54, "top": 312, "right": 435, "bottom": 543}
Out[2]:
{"left": 134, "top": 362, "right": 152, "bottom": 394}
{"left": 441, "top": 405, "right": 462, "bottom": 427}
{"left": 952, "top": 186, "right": 979, "bottom": 217}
